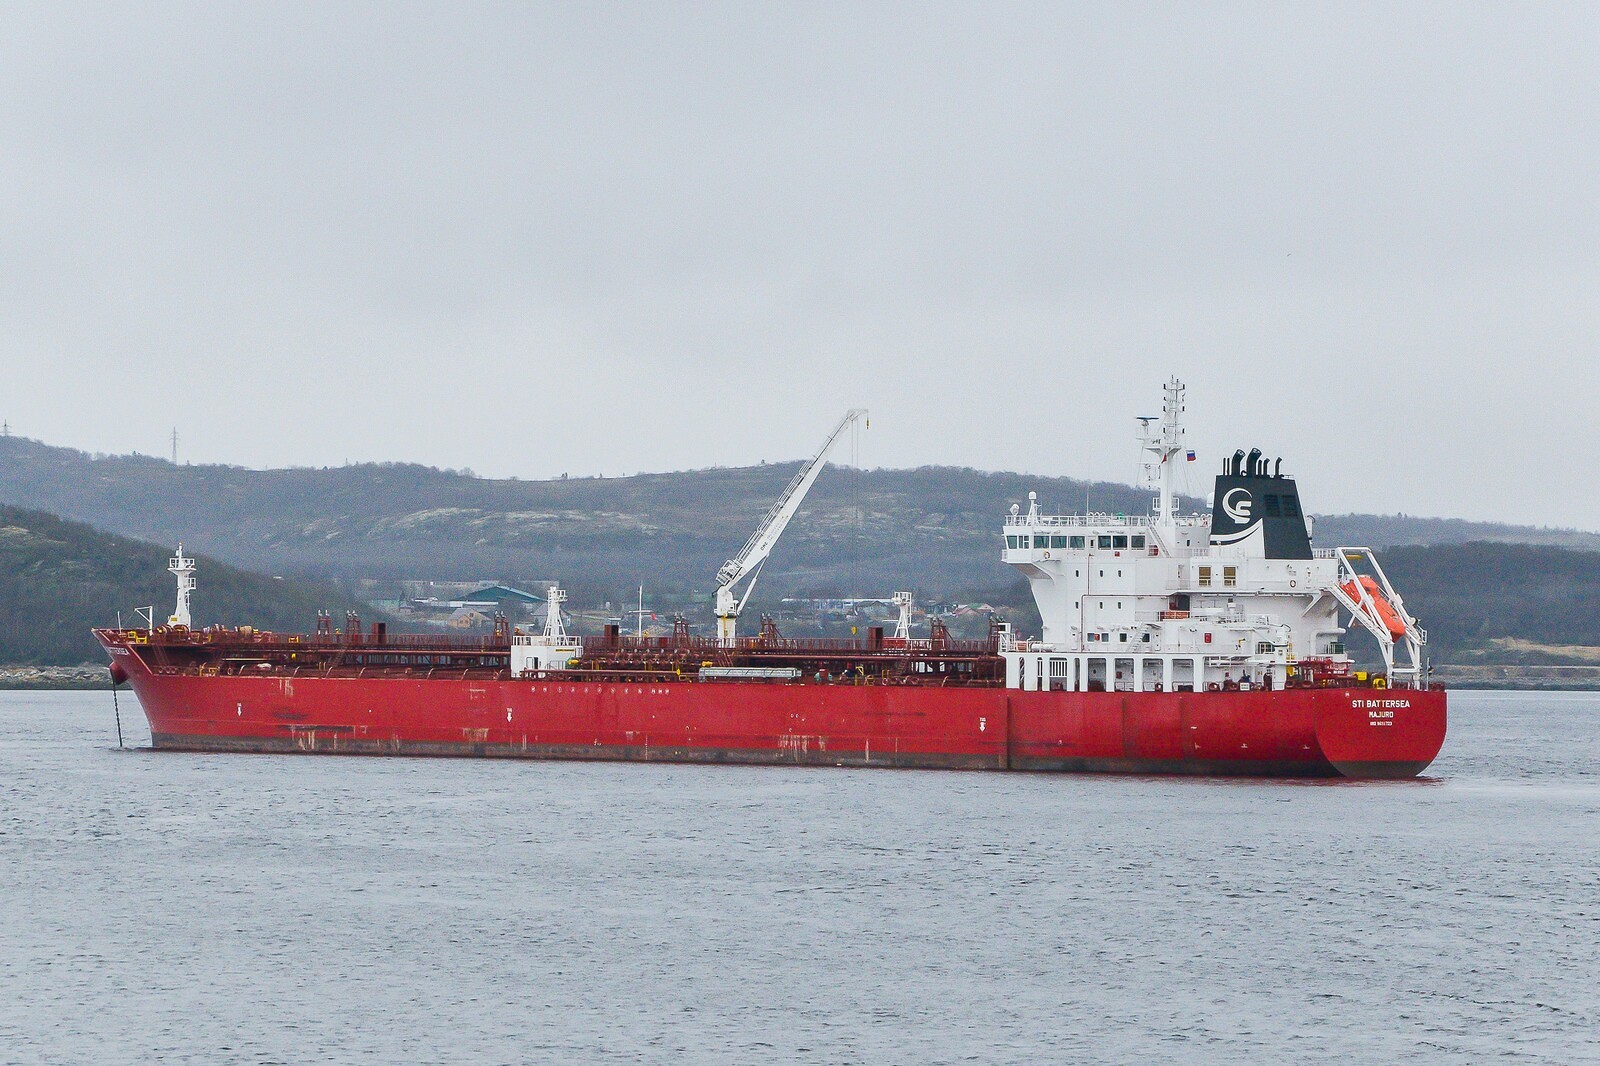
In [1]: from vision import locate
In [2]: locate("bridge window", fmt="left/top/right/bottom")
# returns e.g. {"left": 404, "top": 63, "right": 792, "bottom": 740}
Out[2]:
{"left": 1006, "top": 535, "right": 1021, "bottom": 548}
{"left": 1113, "top": 535, "right": 1128, "bottom": 549}
{"left": 1131, "top": 535, "right": 1146, "bottom": 549}
{"left": 1198, "top": 566, "right": 1212, "bottom": 588}
{"left": 1051, "top": 536, "right": 1070, "bottom": 549}
{"left": 1069, "top": 536, "right": 1085, "bottom": 549}
{"left": 1098, "top": 536, "right": 1113, "bottom": 549}
{"left": 1034, "top": 535, "right": 1050, "bottom": 548}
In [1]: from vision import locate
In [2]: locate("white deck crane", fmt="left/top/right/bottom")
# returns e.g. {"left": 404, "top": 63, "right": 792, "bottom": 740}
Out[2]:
{"left": 714, "top": 408, "right": 867, "bottom": 644}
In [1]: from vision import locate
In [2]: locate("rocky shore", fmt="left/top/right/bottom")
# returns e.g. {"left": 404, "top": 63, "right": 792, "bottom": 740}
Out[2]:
{"left": 0, "top": 665, "right": 113, "bottom": 690}
{"left": 1431, "top": 664, "right": 1600, "bottom": 691}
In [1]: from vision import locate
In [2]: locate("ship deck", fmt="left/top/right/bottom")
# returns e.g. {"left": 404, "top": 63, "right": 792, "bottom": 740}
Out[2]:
{"left": 96, "top": 625, "right": 1009, "bottom": 687}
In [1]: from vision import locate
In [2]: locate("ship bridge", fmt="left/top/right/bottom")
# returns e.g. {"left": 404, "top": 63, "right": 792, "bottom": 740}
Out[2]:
{"left": 999, "top": 379, "right": 1427, "bottom": 694}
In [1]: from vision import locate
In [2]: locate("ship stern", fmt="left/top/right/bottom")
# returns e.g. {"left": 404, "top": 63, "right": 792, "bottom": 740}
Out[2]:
{"left": 1313, "top": 688, "right": 1447, "bottom": 779}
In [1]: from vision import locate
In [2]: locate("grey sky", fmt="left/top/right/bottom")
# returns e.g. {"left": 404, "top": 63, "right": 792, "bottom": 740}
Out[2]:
{"left": 3, "top": 3, "right": 1596, "bottom": 527}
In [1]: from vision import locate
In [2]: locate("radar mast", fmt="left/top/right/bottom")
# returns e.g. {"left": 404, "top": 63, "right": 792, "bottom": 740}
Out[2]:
{"left": 1138, "top": 377, "right": 1188, "bottom": 525}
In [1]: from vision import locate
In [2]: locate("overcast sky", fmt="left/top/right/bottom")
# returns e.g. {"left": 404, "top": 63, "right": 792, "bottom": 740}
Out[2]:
{"left": 3, "top": 3, "right": 1596, "bottom": 526}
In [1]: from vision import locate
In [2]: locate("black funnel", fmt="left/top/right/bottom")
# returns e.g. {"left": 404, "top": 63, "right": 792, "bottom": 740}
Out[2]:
{"left": 1209, "top": 450, "right": 1311, "bottom": 559}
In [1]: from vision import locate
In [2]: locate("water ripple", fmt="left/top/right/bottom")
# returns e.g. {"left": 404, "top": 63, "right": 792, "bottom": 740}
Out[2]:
{"left": 0, "top": 690, "right": 1596, "bottom": 1064}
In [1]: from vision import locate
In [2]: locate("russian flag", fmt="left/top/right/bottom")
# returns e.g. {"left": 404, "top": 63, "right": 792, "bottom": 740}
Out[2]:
{"left": 1186, "top": 449, "right": 1196, "bottom": 462}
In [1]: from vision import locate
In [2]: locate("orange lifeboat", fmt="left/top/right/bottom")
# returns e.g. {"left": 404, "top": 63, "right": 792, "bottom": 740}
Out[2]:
{"left": 1339, "top": 575, "right": 1408, "bottom": 641}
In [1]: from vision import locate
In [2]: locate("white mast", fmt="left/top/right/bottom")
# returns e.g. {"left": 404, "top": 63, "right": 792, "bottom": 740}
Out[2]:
{"left": 167, "top": 543, "right": 196, "bottom": 628}
{"left": 1138, "top": 377, "right": 1187, "bottom": 525}
{"left": 714, "top": 408, "right": 867, "bottom": 643}
{"left": 543, "top": 584, "right": 568, "bottom": 642}
{"left": 892, "top": 591, "right": 914, "bottom": 641}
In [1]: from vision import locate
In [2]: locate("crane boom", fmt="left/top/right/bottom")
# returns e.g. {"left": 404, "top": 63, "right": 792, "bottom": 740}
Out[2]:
{"left": 714, "top": 408, "right": 867, "bottom": 643}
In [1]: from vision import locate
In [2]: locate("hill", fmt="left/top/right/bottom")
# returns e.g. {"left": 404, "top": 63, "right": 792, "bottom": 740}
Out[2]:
{"left": 4, "top": 435, "right": 1597, "bottom": 613}
{"left": 1309, "top": 513, "right": 1600, "bottom": 553}
{"left": 0, "top": 436, "right": 1191, "bottom": 604}
{"left": 0, "top": 505, "right": 367, "bottom": 666}
{"left": 4, "top": 443, "right": 1600, "bottom": 672}
{"left": 1375, "top": 542, "right": 1600, "bottom": 661}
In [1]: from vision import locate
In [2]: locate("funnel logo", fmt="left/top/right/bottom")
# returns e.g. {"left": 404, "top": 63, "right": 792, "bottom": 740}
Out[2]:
{"left": 1222, "top": 488, "right": 1254, "bottom": 524}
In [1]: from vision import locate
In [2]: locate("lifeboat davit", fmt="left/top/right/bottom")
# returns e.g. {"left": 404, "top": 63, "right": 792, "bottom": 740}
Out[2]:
{"left": 1339, "top": 575, "right": 1408, "bottom": 642}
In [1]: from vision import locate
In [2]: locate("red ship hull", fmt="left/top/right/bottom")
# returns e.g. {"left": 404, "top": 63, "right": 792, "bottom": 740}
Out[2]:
{"left": 107, "top": 648, "right": 1446, "bottom": 779}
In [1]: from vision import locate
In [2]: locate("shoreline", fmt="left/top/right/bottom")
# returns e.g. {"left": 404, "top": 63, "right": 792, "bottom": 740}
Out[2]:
{"left": 1432, "top": 665, "right": 1600, "bottom": 692}
{"left": 0, "top": 666, "right": 113, "bottom": 691}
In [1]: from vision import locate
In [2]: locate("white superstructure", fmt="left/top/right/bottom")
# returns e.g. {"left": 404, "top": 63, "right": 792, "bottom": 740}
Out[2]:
{"left": 1000, "top": 379, "right": 1427, "bottom": 694}
{"left": 511, "top": 583, "right": 583, "bottom": 674}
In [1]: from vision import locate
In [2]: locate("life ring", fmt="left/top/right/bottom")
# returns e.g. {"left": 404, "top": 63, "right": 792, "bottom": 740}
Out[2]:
{"left": 1043, "top": 550, "right": 1051, "bottom": 559}
{"left": 1289, "top": 580, "right": 1297, "bottom": 588}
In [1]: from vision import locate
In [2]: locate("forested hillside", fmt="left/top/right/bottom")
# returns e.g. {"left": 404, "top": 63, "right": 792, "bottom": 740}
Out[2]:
{"left": 3, "top": 490, "right": 1599, "bottom": 668}
{"left": 0, "top": 436, "right": 1185, "bottom": 603}
{"left": 3, "top": 435, "right": 1596, "bottom": 613}
{"left": 0, "top": 506, "right": 366, "bottom": 665}
{"left": 1377, "top": 542, "right": 1600, "bottom": 662}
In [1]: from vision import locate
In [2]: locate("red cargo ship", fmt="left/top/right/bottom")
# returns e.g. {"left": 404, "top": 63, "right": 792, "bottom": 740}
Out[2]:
{"left": 97, "top": 382, "right": 1445, "bottom": 778}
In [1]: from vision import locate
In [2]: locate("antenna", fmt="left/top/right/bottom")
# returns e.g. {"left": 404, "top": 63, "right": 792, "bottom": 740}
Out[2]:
{"left": 626, "top": 585, "right": 656, "bottom": 640}
{"left": 170, "top": 427, "right": 179, "bottom": 464}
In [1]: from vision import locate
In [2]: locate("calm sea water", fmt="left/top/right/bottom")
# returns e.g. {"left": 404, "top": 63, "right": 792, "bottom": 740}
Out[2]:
{"left": 0, "top": 690, "right": 1596, "bottom": 1065}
